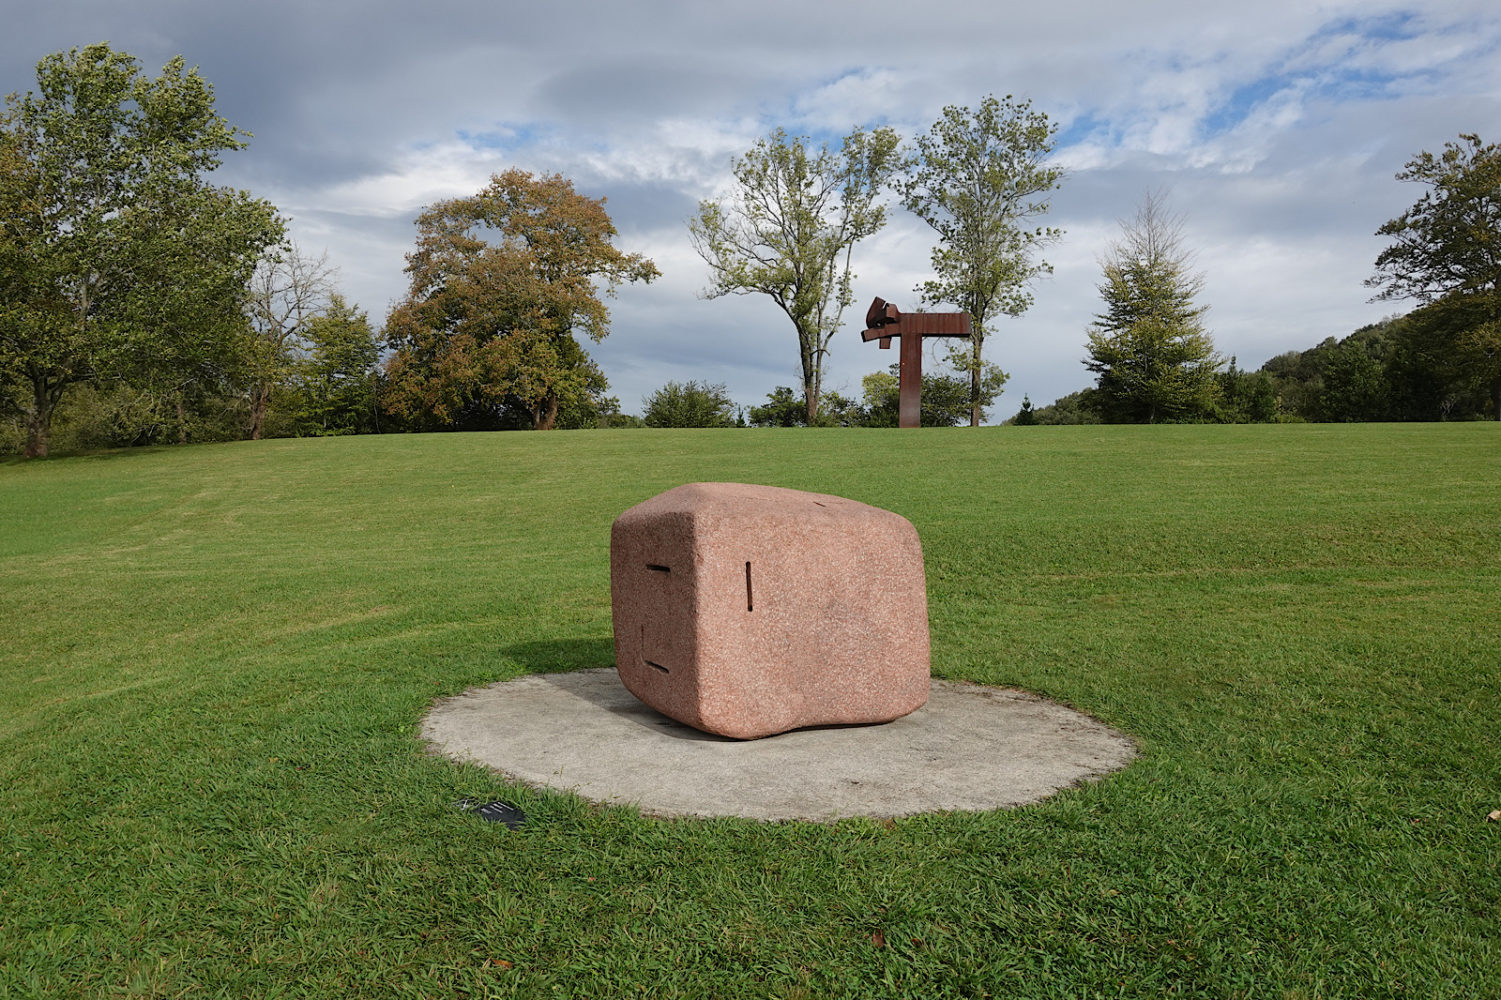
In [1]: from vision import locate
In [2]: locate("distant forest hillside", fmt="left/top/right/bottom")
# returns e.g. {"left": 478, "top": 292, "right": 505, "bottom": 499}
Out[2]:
{"left": 1015, "top": 305, "right": 1500, "bottom": 425}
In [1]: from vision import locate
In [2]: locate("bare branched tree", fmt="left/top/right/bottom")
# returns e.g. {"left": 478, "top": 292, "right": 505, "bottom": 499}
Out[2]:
{"left": 244, "top": 241, "right": 336, "bottom": 439}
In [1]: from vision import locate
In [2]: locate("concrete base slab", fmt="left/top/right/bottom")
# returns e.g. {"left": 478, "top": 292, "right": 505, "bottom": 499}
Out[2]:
{"left": 421, "top": 669, "right": 1135, "bottom": 822}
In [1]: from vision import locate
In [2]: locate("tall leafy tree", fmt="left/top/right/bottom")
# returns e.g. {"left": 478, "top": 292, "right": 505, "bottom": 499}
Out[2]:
{"left": 0, "top": 44, "right": 283, "bottom": 458}
{"left": 1367, "top": 133, "right": 1501, "bottom": 419}
{"left": 299, "top": 294, "right": 380, "bottom": 435}
{"left": 1083, "top": 193, "right": 1221, "bottom": 422}
{"left": 900, "top": 95, "right": 1063, "bottom": 425}
{"left": 1316, "top": 337, "right": 1392, "bottom": 422}
{"left": 689, "top": 126, "right": 901, "bottom": 424}
{"left": 1214, "top": 359, "right": 1278, "bottom": 423}
{"left": 383, "top": 170, "right": 658, "bottom": 431}
{"left": 1385, "top": 295, "right": 1500, "bottom": 420}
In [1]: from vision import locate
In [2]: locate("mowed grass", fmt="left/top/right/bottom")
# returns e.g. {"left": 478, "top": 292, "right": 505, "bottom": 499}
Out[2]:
{"left": 1, "top": 424, "right": 1498, "bottom": 999}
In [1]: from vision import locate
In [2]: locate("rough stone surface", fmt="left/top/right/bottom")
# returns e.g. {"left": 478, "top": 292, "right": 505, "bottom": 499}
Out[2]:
{"left": 611, "top": 482, "right": 929, "bottom": 739}
{"left": 421, "top": 669, "right": 1137, "bottom": 821}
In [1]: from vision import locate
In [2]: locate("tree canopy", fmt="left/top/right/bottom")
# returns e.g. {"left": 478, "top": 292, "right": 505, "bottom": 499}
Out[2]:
{"left": 746, "top": 386, "right": 807, "bottom": 427}
{"left": 900, "top": 95, "right": 1063, "bottom": 425}
{"left": 298, "top": 294, "right": 380, "bottom": 436}
{"left": 1367, "top": 134, "right": 1500, "bottom": 304}
{"left": 689, "top": 126, "right": 900, "bottom": 424}
{"left": 382, "top": 169, "right": 659, "bottom": 430}
{"left": 641, "top": 380, "right": 737, "bottom": 428}
{"left": 0, "top": 43, "right": 283, "bottom": 457}
{"left": 1083, "top": 193, "right": 1221, "bottom": 422}
{"left": 1367, "top": 134, "right": 1500, "bottom": 419}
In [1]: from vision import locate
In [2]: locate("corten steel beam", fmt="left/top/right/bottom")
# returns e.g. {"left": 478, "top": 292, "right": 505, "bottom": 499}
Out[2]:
{"left": 859, "top": 297, "right": 972, "bottom": 428}
{"left": 899, "top": 324, "right": 922, "bottom": 428}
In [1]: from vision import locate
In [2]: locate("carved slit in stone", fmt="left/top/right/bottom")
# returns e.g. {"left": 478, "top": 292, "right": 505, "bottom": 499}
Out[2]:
{"left": 745, "top": 561, "right": 753, "bottom": 612}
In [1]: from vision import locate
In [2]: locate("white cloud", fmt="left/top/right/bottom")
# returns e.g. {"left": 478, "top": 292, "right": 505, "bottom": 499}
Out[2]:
{"left": 313, "top": 143, "right": 496, "bottom": 219}
{"left": 8, "top": 0, "right": 1497, "bottom": 419}
{"left": 790, "top": 68, "right": 922, "bottom": 131}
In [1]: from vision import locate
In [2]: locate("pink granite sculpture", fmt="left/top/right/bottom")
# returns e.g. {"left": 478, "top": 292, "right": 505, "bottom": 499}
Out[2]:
{"left": 610, "top": 482, "right": 930, "bottom": 739}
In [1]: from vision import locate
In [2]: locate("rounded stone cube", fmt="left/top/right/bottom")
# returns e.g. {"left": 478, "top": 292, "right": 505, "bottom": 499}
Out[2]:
{"left": 610, "top": 482, "right": 930, "bottom": 739}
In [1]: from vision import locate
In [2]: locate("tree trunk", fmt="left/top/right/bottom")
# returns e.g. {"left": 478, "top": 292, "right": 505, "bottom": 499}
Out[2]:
{"left": 250, "top": 382, "right": 270, "bottom": 440}
{"left": 802, "top": 343, "right": 820, "bottom": 426}
{"left": 24, "top": 409, "right": 51, "bottom": 459}
{"left": 532, "top": 393, "right": 559, "bottom": 430}
{"left": 969, "top": 338, "right": 982, "bottom": 427}
{"left": 23, "top": 377, "right": 61, "bottom": 459}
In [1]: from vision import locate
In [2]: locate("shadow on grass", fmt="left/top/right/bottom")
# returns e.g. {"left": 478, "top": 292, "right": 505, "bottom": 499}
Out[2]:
{"left": 499, "top": 637, "right": 736, "bottom": 742}
{"left": 501, "top": 636, "right": 616, "bottom": 674}
{"left": 1, "top": 444, "right": 178, "bottom": 465}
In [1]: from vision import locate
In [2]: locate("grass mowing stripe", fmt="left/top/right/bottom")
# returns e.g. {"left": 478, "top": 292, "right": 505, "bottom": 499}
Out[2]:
{"left": 1, "top": 424, "right": 1498, "bottom": 998}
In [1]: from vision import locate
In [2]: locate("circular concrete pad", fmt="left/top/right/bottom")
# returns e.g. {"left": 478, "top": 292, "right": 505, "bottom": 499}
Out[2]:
{"left": 422, "top": 669, "right": 1135, "bottom": 822}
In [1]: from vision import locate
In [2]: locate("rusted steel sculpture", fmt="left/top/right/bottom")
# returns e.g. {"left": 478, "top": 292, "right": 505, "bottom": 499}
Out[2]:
{"left": 861, "top": 297, "right": 973, "bottom": 428}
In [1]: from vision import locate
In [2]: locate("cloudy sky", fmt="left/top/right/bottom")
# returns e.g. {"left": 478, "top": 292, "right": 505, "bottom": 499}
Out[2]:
{"left": 6, "top": 1, "right": 1499, "bottom": 419}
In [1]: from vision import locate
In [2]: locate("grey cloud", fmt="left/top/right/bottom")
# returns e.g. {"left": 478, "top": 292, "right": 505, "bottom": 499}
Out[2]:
{"left": 7, "top": 0, "right": 1498, "bottom": 419}
{"left": 532, "top": 59, "right": 761, "bottom": 124}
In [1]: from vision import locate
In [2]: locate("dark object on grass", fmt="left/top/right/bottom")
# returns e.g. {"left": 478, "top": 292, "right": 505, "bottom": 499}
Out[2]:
{"left": 455, "top": 798, "right": 527, "bottom": 828}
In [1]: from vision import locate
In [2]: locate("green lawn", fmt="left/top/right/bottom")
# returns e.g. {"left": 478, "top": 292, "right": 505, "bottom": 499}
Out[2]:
{"left": 2, "top": 425, "right": 1498, "bottom": 998}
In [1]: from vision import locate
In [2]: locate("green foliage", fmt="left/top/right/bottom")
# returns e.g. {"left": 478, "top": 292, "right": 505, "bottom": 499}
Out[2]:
{"left": 1368, "top": 133, "right": 1501, "bottom": 419}
{"left": 6, "top": 378, "right": 249, "bottom": 453}
{"left": 1011, "top": 395, "right": 1037, "bottom": 425}
{"left": 1260, "top": 342, "right": 1329, "bottom": 419}
{"left": 1368, "top": 133, "right": 1500, "bottom": 304}
{"left": 1214, "top": 359, "right": 1278, "bottom": 423}
{"left": 1014, "top": 388, "right": 1104, "bottom": 425}
{"left": 556, "top": 393, "right": 643, "bottom": 429}
{"left": 812, "top": 390, "right": 862, "bottom": 427}
{"left": 1316, "top": 337, "right": 1391, "bottom": 422}
{"left": 1256, "top": 314, "right": 1496, "bottom": 423}
{"left": 641, "top": 380, "right": 737, "bottom": 428}
{"left": 0, "top": 43, "right": 284, "bottom": 458}
{"left": 382, "top": 169, "right": 658, "bottom": 431}
{"left": 748, "top": 366, "right": 1003, "bottom": 429}
{"left": 748, "top": 385, "right": 861, "bottom": 427}
{"left": 748, "top": 386, "right": 805, "bottom": 427}
{"left": 294, "top": 295, "right": 381, "bottom": 435}
{"left": 0, "top": 375, "right": 22, "bottom": 447}
{"left": 1084, "top": 194, "right": 1222, "bottom": 422}
{"left": 689, "top": 126, "right": 901, "bottom": 423}
{"left": 1384, "top": 296, "right": 1501, "bottom": 420}
{"left": 860, "top": 361, "right": 1007, "bottom": 427}
{"left": 243, "top": 243, "right": 337, "bottom": 439}
{"left": 900, "top": 95, "right": 1062, "bottom": 424}
{"left": 1086, "top": 318, "right": 1222, "bottom": 423}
